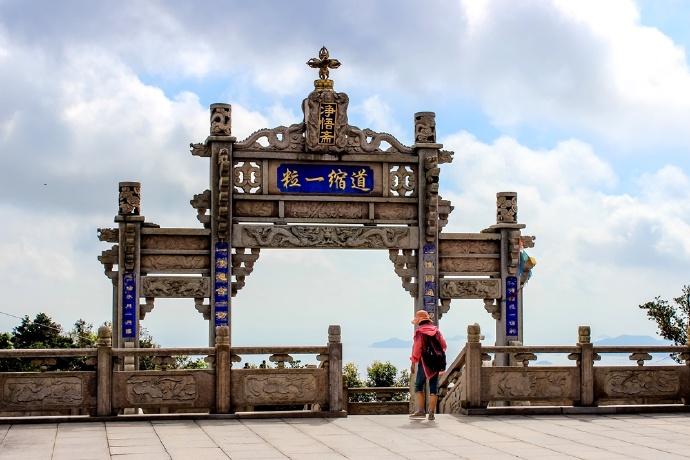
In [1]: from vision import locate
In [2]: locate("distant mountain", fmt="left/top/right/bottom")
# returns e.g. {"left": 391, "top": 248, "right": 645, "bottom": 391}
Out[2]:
{"left": 594, "top": 335, "right": 673, "bottom": 346}
{"left": 370, "top": 338, "right": 411, "bottom": 348}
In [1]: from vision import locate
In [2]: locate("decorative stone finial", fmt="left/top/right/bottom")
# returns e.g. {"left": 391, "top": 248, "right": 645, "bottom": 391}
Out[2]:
{"left": 578, "top": 326, "right": 591, "bottom": 344}
{"left": 415, "top": 112, "right": 436, "bottom": 144}
{"left": 496, "top": 192, "right": 517, "bottom": 224}
{"left": 210, "top": 103, "right": 232, "bottom": 136}
{"left": 97, "top": 325, "right": 112, "bottom": 346}
{"left": 467, "top": 323, "right": 481, "bottom": 343}
{"left": 328, "top": 324, "right": 341, "bottom": 343}
{"left": 215, "top": 325, "right": 230, "bottom": 345}
{"left": 307, "top": 46, "right": 341, "bottom": 90}
{"left": 118, "top": 182, "right": 141, "bottom": 216}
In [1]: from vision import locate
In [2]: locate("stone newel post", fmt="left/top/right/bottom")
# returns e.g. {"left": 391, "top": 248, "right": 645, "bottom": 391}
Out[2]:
{"left": 215, "top": 326, "right": 231, "bottom": 413}
{"left": 328, "top": 325, "right": 343, "bottom": 412}
{"left": 96, "top": 325, "right": 113, "bottom": 416}
{"left": 577, "top": 325, "right": 594, "bottom": 406}
{"left": 465, "top": 323, "right": 483, "bottom": 408}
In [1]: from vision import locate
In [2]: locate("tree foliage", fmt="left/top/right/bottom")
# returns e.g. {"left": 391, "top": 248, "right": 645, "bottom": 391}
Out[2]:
{"left": 366, "top": 360, "right": 398, "bottom": 387}
{"left": 639, "top": 285, "right": 689, "bottom": 346}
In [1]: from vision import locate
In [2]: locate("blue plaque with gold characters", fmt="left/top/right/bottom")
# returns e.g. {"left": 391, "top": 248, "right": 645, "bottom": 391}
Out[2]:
{"left": 505, "top": 276, "right": 519, "bottom": 337}
{"left": 277, "top": 164, "right": 373, "bottom": 195}
{"left": 122, "top": 272, "right": 137, "bottom": 338}
{"left": 214, "top": 242, "right": 230, "bottom": 327}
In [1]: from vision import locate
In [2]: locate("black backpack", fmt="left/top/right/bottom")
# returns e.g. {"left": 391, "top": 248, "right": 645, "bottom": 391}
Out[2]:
{"left": 419, "top": 331, "right": 446, "bottom": 372}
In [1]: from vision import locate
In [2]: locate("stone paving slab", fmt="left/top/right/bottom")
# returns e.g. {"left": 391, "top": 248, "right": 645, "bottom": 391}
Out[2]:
{"left": 0, "top": 413, "right": 689, "bottom": 459}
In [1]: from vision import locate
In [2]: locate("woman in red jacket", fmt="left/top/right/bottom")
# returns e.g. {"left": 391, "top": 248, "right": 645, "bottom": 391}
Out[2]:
{"left": 409, "top": 310, "right": 447, "bottom": 420}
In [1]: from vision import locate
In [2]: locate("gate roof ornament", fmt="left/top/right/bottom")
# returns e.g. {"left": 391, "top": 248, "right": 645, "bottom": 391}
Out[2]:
{"left": 307, "top": 46, "right": 341, "bottom": 90}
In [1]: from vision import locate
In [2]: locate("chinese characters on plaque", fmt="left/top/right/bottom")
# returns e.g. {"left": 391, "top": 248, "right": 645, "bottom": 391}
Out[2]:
{"left": 214, "top": 242, "right": 229, "bottom": 327}
{"left": 122, "top": 272, "right": 136, "bottom": 338}
{"left": 277, "top": 164, "right": 374, "bottom": 195}
{"left": 505, "top": 276, "right": 519, "bottom": 337}
{"left": 423, "top": 244, "right": 437, "bottom": 317}
{"left": 318, "top": 103, "right": 337, "bottom": 144}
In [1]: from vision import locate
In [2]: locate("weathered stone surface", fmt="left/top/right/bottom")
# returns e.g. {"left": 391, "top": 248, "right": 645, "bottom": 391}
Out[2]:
{"left": 0, "top": 373, "right": 96, "bottom": 410}
{"left": 440, "top": 279, "right": 501, "bottom": 299}
{"left": 497, "top": 192, "right": 518, "bottom": 224}
{"left": 141, "top": 235, "right": 209, "bottom": 251}
{"left": 234, "top": 224, "right": 418, "bottom": 249}
{"left": 210, "top": 103, "right": 231, "bottom": 136}
{"left": 374, "top": 203, "right": 417, "bottom": 221}
{"left": 439, "top": 257, "right": 500, "bottom": 274}
{"left": 141, "top": 276, "right": 210, "bottom": 298}
{"left": 414, "top": 112, "right": 436, "bottom": 144}
{"left": 285, "top": 201, "right": 368, "bottom": 220}
{"left": 234, "top": 201, "right": 277, "bottom": 218}
{"left": 140, "top": 255, "right": 210, "bottom": 272}
{"left": 439, "top": 239, "right": 500, "bottom": 256}
{"left": 118, "top": 182, "right": 140, "bottom": 216}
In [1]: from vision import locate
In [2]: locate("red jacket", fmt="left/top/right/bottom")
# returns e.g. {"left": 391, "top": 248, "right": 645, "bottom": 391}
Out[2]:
{"left": 410, "top": 323, "right": 447, "bottom": 378}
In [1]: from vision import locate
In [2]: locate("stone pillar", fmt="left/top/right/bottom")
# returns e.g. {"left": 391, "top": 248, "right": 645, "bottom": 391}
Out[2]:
{"left": 115, "top": 182, "right": 143, "bottom": 352}
{"left": 214, "top": 326, "right": 231, "bottom": 413}
{"left": 577, "top": 325, "right": 595, "bottom": 406}
{"left": 414, "top": 112, "right": 442, "bottom": 325}
{"left": 96, "top": 325, "right": 113, "bottom": 416}
{"left": 465, "top": 323, "right": 483, "bottom": 408}
{"left": 208, "top": 103, "right": 234, "bottom": 347}
{"left": 328, "top": 325, "right": 343, "bottom": 412}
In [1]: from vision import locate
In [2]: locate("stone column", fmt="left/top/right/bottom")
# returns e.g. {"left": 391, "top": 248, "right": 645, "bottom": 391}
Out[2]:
{"left": 414, "top": 112, "right": 442, "bottom": 325}
{"left": 115, "top": 182, "right": 143, "bottom": 353}
{"left": 207, "top": 103, "right": 234, "bottom": 347}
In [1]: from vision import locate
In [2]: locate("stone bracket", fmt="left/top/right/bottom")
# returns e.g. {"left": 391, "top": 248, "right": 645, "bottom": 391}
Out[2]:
{"left": 389, "top": 249, "right": 417, "bottom": 298}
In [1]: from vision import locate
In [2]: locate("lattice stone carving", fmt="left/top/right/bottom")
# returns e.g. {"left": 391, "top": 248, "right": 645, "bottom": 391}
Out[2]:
{"left": 232, "top": 161, "right": 262, "bottom": 194}
{"left": 231, "top": 248, "right": 260, "bottom": 297}
{"left": 190, "top": 189, "right": 211, "bottom": 228}
{"left": 217, "top": 148, "right": 230, "bottom": 239}
{"left": 389, "top": 249, "right": 417, "bottom": 297}
{"left": 389, "top": 165, "right": 416, "bottom": 197}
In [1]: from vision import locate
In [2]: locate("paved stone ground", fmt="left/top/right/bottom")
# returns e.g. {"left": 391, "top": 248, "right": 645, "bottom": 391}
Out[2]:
{"left": 0, "top": 413, "right": 689, "bottom": 459}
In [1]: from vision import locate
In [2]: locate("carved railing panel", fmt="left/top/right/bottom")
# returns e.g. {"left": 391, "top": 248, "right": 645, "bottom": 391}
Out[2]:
{"left": 111, "top": 370, "right": 215, "bottom": 410}
{"left": 481, "top": 367, "right": 579, "bottom": 402}
{"left": 0, "top": 372, "right": 97, "bottom": 413}
{"left": 231, "top": 368, "right": 327, "bottom": 407}
{"left": 593, "top": 366, "right": 689, "bottom": 404}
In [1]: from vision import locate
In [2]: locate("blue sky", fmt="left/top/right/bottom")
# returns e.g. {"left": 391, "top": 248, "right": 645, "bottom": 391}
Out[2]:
{"left": 1, "top": 0, "right": 690, "bottom": 371}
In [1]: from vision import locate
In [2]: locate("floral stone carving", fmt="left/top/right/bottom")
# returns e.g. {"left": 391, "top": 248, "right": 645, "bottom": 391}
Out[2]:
{"left": 440, "top": 279, "right": 501, "bottom": 299}
{"left": 141, "top": 277, "right": 210, "bottom": 298}
{"left": 604, "top": 370, "right": 679, "bottom": 396}
{"left": 4, "top": 377, "right": 83, "bottom": 405}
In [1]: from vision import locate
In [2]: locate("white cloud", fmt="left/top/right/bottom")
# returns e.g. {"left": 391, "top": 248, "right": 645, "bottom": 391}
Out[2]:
{"left": 441, "top": 131, "right": 690, "bottom": 342}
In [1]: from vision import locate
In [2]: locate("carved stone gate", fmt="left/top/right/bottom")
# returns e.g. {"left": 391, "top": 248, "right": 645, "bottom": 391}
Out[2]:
{"left": 98, "top": 48, "right": 535, "bottom": 362}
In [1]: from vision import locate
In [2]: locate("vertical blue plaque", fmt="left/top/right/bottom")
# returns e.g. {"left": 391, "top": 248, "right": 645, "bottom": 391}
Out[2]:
{"left": 122, "top": 272, "right": 137, "bottom": 338}
{"left": 505, "top": 276, "right": 519, "bottom": 337}
{"left": 214, "top": 241, "right": 230, "bottom": 327}
{"left": 422, "top": 244, "right": 437, "bottom": 315}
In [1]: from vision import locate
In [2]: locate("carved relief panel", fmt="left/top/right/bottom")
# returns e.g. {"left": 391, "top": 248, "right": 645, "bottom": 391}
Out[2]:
{"left": 231, "top": 369, "right": 327, "bottom": 405}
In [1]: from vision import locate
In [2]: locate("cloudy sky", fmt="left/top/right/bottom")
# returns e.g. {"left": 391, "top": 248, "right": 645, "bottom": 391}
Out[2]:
{"left": 1, "top": 0, "right": 689, "bottom": 369}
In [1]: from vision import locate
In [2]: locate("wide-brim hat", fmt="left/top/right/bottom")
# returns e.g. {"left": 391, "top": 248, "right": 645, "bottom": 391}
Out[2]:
{"left": 411, "top": 310, "right": 431, "bottom": 325}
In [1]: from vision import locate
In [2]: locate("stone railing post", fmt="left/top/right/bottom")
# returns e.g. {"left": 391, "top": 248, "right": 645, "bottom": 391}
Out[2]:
{"left": 465, "top": 323, "right": 483, "bottom": 408}
{"left": 577, "top": 325, "right": 594, "bottom": 406}
{"left": 328, "top": 325, "right": 343, "bottom": 412}
{"left": 215, "top": 326, "right": 231, "bottom": 413}
{"left": 96, "top": 325, "right": 113, "bottom": 416}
